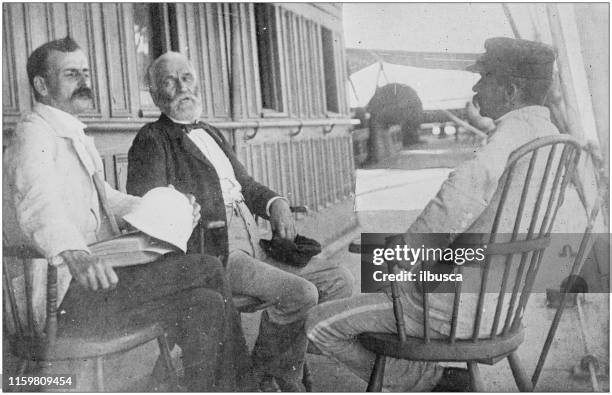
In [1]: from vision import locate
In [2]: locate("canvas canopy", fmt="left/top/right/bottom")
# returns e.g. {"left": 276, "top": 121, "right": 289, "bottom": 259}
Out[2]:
{"left": 348, "top": 61, "right": 480, "bottom": 111}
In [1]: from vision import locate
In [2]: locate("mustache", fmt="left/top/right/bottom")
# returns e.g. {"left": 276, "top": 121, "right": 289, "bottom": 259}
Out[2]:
{"left": 71, "top": 87, "right": 93, "bottom": 99}
{"left": 174, "top": 93, "right": 197, "bottom": 102}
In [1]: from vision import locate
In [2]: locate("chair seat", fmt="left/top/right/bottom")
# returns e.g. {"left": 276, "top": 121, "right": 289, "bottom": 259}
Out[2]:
{"left": 233, "top": 294, "right": 274, "bottom": 313}
{"left": 10, "top": 323, "right": 165, "bottom": 361}
{"left": 358, "top": 327, "right": 524, "bottom": 364}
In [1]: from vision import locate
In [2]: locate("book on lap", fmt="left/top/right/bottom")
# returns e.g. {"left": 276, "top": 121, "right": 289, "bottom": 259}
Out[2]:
{"left": 88, "top": 231, "right": 178, "bottom": 267}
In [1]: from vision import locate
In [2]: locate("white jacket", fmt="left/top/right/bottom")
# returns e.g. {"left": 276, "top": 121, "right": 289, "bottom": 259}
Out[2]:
{"left": 3, "top": 103, "right": 140, "bottom": 330}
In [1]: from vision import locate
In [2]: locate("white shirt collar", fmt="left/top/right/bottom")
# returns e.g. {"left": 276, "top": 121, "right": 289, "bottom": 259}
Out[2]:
{"left": 33, "top": 103, "right": 88, "bottom": 139}
{"left": 495, "top": 105, "right": 550, "bottom": 124}
{"left": 167, "top": 114, "right": 199, "bottom": 125}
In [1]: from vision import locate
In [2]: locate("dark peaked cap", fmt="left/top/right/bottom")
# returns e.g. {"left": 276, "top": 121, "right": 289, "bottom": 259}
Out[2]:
{"left": 467, "top": 37, "right": 556, "bottom": 80}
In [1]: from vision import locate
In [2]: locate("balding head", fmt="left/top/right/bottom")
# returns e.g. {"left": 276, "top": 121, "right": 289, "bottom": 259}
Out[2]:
{"left": 147, "top": 51, "right": 202, "bottom": 121}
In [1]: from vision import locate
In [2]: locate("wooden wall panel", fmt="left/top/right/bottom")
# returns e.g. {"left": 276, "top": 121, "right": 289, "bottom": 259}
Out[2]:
{"left": 49, "top": 3, "right": 68, "bottom": 39}
{"left": 3, "top": 5, "right": 20, "bottom": 117}
{"left": 175, "top": 3, "right": 229, "bottom": 121}
{"left": 68, "top": 3, "right": 104, "bottom": 117}
{"left": 311, "top": 24, "right": 324, "bottom": 117}
{"left": 278, "top": 141, "right": 291, "bottom": 200}
{"left": 336, "top": 32, "right": 349, "bottom": 114}
{"left": 24, "top": 4, "right": 51, "bottom": 51}
{"left": 205, "top": 3, "right": 230, "bottom": 119}
{"left": 100, "top": 4, "right": 132, "bottom": 117}
{"left": 287, "top": 12, "right": 301, "bottom": 117}
{"left": 276, "top": 5, "right": 346, "bottom": 118}
{"left": 5, "top": 4, "right": 31, "bottom": 119}
{"left": 185, "top": 4, "right": 208, "bottom": 117}
{"left": 113, "top": 154, "right": 129, "bottom": 193}
{"left": 242, "top": 4, "right": 262, "bottom": 118}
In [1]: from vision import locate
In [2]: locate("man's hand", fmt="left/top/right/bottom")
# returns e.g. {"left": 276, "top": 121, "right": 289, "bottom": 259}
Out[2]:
{"left": 465, "top": 101, "right": 495, "bottom": 133}
{"left": 60, "top": 250, "right": 118, "bottom": 291}
{"left": 187, "top": 194, "right": 201, "bottom": 229}
{"left": 168, "top": 184, "right": 201, "bottom": 229}
{"left": 269, "top": 199, "right": 296, "bottom": 240}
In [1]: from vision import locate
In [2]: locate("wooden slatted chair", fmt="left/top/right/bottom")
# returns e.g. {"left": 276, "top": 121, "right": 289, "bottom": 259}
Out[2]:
{"left": 2, "top": 243, "right": 179, "bottom": 391}
{"left": 355, "top": 135, "right": 583, "bottom": 392}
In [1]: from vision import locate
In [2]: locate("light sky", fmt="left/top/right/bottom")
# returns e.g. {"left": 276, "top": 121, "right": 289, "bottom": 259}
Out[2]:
{"left": 342, "top": 3, "right": 515, "bottom": 53}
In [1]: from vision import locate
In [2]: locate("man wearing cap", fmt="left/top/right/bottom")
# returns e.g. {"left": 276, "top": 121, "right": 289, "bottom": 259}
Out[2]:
{"left": 305, "top": 37, "right": 559, "bottom": 391}
{"left": 3, "top": 37, "right": 253, "bottom": 391}
{"left": 126, "top": 51, "right": 353, "bottom": 391}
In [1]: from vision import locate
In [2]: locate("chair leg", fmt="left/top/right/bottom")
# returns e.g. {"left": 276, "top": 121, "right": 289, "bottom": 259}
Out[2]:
{"left": 94, "top": 357, "right": 105, "bottom": 392}
{"left": 508, "top": 352, "right": 534, "bottom": 392}
{"left": 467, "top": 362, "right": 484, "bottom": 392}
{"left": 157, "top": 334, "right": 181, "bottom": 390}
{"left": 366, "top": 354, "right": 386, "bottom": 392}
{"left": 17, "top": 359, "right": 29, "bottom": 375}
{"left": 302, "top": 361, "right": 313, "bottom": 392}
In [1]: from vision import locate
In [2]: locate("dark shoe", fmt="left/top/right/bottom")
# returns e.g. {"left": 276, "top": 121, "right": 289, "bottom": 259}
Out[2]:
{"left": 251, "top": 311, "right": 308, "bottom": 388}
{"left": 432, "top": 367, "right": 472, "bottom": 392}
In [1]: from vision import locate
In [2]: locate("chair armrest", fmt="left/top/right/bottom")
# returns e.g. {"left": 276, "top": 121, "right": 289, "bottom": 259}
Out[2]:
{"left": 202, "top": 220, "right": 226, "bottom": 230}
{"left": 3, "top": 245, "right": 44, "bottom": 259}
{"left": 290, "top": 205, "right": 308, "bottom": 214}
{"left": 348, "top": 238, "right": 362, "bottom": 254}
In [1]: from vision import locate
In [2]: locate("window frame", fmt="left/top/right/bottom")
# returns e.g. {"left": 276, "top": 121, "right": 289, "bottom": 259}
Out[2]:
{"left": 132, "top": 3, "right": 176, "bottom": 118}
{"left": 320, "top": 25, "right": 341, "bottom": 116}
{"left": 253, "top": 3, "right": 288, "bottom": 118}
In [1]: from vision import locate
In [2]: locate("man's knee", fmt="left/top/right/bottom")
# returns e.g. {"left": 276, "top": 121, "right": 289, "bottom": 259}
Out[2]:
{"left": 304, "top": 303, "right": 334, "bottom": 349}
{"left": 182, "top": 253, "right": 226, "bottom": 285}
{"left": 332, "top": 266, "right": 354, "bottom": 298}
{"left": 294, "top": 279, "right": 319, "bottom": 312}
{"left": 316, "top": 266, "right": 354, "bottom": 302}
{"left": 185, "top": 288, "right": 226, "bottom": 314}
{"left": 194, "top": 253, "right": 224, "bottom": 273}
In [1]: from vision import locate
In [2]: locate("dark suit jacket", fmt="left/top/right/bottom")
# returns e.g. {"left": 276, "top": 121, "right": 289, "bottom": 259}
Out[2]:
{"left": 126, "top": 114, "right": 278, "bottom": 258}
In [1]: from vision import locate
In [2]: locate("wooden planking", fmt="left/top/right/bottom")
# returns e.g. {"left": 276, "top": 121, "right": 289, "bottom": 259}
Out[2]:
{"left": 278, "top": 141, "right": 291, "bottom": 201}
{"left": 24, "top": 3, "right": 50, "bottom": 51}
{"left": 99, "top": 127, "right": 354, "bottom": 214}
{"left": 48, "top": 3, "right": 68, "bottom": 39}
{"left": 311, "top": 23, "right": 325, "bottom": 117}
{"left": 276, "top": 5, "right": 342, "bottom": 118}
{"left": 5, "top": 4, "right": 30, "bottom": 118}
{"left": 112, "top": 154, "right": 129, "bottom": 193}
{"left": 100, "top": 3, "right": 132, "bottom": 117}
{"left": 228, "top": 3, "right": 260, "bottom": 119}
{"left": 336, "top": 32, "right": 349, "bottom": 114}
{"left": 74, "top": 3, "right": 105, "bottom": 118}
{"left": 279, "top": 10, "right": 295, "bottom": 117}
{"left": 2, "top": 5, "right": 20, "bottom": 116}
{"left": 287, "top": 12, "right": 301, "bottom": 117}
{"left": 205, "top": 3, "right": 230, "bottom": 119}
{"left": 191, "top": 4, "right": 212, "bottom": 118}
{"left": 277, "top": 3, "right": 342, "bottom": 31}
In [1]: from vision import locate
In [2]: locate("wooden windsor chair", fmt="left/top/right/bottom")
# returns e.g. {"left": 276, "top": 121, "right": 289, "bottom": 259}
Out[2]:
{"left": 356, "top": 134, "right": 584, "bottom": 392}
{"left": 2, "top": 242, "right": 179, "bottom": 392}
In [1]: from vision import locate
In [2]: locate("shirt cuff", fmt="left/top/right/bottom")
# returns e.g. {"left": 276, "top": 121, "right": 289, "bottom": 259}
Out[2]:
{"left": 50, "top": 248, "right": 91, "bottom": 267}
{"left": 266, "top": 196, "right": 289, "bottom": 217}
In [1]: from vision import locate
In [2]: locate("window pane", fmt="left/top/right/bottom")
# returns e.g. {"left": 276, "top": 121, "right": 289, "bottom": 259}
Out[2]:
{"left": 321, "top": 27, "right": 339, "bottom": 113}
{"left": 133, "top": 4, "right": 156, "bottom": 109}
{"left": 255, "top": 3, "right": 283, "bottom": 112}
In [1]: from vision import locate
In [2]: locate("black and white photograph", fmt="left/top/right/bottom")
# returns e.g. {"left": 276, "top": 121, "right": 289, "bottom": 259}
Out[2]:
{"left": 2, "top": 2, "right": 610, "bottom": 392}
